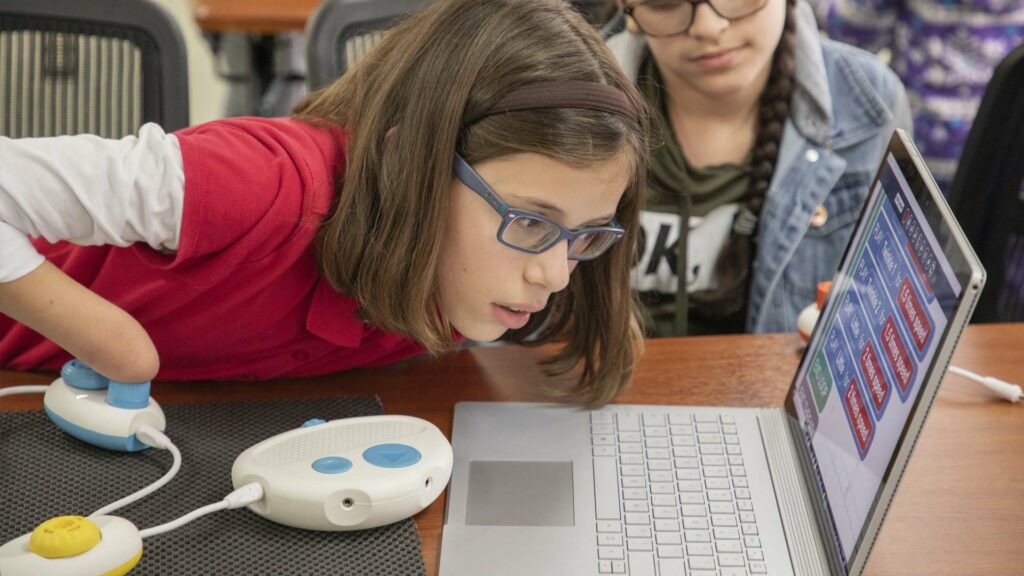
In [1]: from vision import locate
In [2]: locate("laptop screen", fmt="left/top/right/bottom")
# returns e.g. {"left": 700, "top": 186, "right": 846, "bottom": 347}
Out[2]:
{"left": 786, "top": 137, "right": 975, "bottom": 571}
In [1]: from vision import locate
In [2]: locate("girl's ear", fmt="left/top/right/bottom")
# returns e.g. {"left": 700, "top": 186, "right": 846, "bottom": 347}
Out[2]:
{"left": 385, "top": 126, "right": 398, "bottom": 141}
{"left": 625, "top": 15, "right": 640, "bottom": 34}
{"left": 620, "top": 2, "right": 640, "bottom": 36}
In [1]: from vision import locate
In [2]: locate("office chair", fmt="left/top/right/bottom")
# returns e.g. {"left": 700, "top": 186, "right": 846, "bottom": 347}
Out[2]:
{"left": 306, "top": 0, "right": 429, "bottom": 91}
{"left": 306, "top": 0, "right": 617, "bottom": 91}
{"left": 572, "top": 0, "right": 617, "bottom": 27}
{"left": 948, "top": 42, "right": 1024, "bottom": 322}
{"left": 0, "top": 0, "right": 189, "bottom": 139}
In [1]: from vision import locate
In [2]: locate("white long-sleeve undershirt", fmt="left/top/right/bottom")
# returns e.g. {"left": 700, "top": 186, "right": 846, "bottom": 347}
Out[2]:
{"left": 0, "top": 123, "right": 186, "bottom": 283}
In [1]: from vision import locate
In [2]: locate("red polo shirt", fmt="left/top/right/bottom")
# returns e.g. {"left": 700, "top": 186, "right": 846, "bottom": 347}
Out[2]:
{"left": 0, "top": 117, "right": 425, "bottom": 379}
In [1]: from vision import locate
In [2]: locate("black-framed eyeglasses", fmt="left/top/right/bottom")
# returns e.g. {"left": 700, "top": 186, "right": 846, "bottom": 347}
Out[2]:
{"left": 623, "top": 0, "right": 770, "bottom": 37}
{"left": 452, "top": 154, "right": 625, "bottom": 261}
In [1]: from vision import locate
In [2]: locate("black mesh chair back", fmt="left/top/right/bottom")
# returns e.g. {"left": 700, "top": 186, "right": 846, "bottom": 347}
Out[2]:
{"left": 948, "top": 42, "right": 1024, "bottom": 322}
{"left": 571, "top": 0, "right": 617, "bottom": 27}
{"left": 306, "top": 0, "right": 429, "bottom": 91}
{"left": 306, "top": 0, "right": 613, "bottom": 91}
{"left": 0, "top": 0, "right": 188, "bottom": 139}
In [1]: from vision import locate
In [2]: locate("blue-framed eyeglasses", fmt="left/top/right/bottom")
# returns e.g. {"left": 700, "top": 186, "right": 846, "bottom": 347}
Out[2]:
{"left": 453, "top": 154, "right": 626, "bottom": 261}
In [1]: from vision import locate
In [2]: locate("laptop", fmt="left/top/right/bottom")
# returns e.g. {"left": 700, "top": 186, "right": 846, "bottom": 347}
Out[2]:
{"left": 438, "top": 130, "right": 986, "bottom": 576}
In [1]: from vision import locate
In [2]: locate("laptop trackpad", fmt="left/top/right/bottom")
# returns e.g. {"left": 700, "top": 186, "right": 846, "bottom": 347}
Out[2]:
{"left": 465, "top": 460, "right": 574, "bottom": 526}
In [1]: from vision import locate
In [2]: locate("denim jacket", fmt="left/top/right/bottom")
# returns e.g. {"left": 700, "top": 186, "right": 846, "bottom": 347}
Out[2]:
{"left": 609, "top": 0, "right": 913, "bottom": 333}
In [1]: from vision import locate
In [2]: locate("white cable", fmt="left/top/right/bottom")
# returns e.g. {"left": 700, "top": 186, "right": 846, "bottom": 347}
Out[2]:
{"left": 90, "top": 425, "right": 182, "bottom": 517}
{"left": 139, "top": 482, "right": 264, "bottom": 539}
{"left": 0, "top": 385, "right": 49, "bottom": 398}
{"left": 948, "top": 365, "right": 1023, "bottom": 403}
{"left": 138, "top": 500, "right": 229, "bottom": 539}
{"left": 138, "top": 500, "right": 228, "bottom": 537}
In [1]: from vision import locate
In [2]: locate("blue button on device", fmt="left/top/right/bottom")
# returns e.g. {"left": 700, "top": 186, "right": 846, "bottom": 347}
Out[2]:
{"left": 106, "top": 380, "right": 151, "bottom": 409}
{"left": 61, "top": 360, "right": 108, "bottom": 390}
{"left": 301, "top": 418, "right": 327, "bottom": 428}
{"left": 312, "top": 456, "right": 353, "bottom": 474}
{"left": 363, "top": 444, "right": 421, "bottom": 468}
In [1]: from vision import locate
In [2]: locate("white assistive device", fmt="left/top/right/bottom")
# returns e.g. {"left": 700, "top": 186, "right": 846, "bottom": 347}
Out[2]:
{"left": 231, "top": 415, "right": 453, "bottom": 531}
{"left": 1, "top": 359, "right": 455, "bottom": 575}
{"left": 0, "top": 516, "right": 142, "bottom": 576}
{"left": 0, "top": 361, "right": 164, "bottom": 576}
{"left": 42, "top": 360, "right": 166, "bottom": 452}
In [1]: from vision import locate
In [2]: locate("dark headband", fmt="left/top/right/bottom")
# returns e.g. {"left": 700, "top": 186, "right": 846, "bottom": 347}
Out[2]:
{"left": 465, "top": 81, "right": 640, "bottom": 126}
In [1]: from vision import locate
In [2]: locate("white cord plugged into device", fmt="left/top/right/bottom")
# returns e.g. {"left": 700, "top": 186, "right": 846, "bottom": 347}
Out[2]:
{"left": 948, "top": 365, "right": 1023, "bottom": 403}
{"left": 138, "top": 481, "right": 264, "bottom": 539}
{"left": 0, "top": 385, "right": 185, "bottom": 516}
{"left": 90, "top": 425, "right": 183, "bottom": 517}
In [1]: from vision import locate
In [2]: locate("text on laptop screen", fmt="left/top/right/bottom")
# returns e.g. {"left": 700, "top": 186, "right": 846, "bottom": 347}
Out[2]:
{"left": 790, "top": 152, "right": 962, "bottom": 568}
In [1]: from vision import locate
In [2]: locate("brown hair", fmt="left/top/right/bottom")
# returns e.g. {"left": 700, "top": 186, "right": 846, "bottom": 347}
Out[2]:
{"left": 293, "top": 0, "right": 651, "bottom": 405}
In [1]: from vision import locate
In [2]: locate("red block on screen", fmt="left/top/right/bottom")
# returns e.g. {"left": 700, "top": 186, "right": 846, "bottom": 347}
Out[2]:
{"left": 897, "top": 277, "right": 931, "bottom": 352}
{"left": 860, "top": 341, "right": 890, "bottom": 413}
{"left": 881, "top": 316, "right": 913, "bottom": 395}
{"left": 844, "top": 380, "right": 873, "bottom": 454}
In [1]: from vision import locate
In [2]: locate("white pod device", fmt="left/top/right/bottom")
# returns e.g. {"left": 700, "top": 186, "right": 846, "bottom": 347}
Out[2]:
{"left": 231, "top": 415, "right": 453, "bottom": 531}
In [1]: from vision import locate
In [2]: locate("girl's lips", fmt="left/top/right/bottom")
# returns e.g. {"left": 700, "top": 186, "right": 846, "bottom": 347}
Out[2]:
{"left": 492, "top": 303, "right": 531, "bottom": 330}
{"left": 690, "top": 47, "right": 742, "bottom": 70}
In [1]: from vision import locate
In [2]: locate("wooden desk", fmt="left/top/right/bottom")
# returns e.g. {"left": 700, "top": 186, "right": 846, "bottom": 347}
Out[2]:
{"left": 2, "top": 323, "right": 1022, "bottom": 575}
{"left": 191, "top": 0, "right": 321, "bottom": 34}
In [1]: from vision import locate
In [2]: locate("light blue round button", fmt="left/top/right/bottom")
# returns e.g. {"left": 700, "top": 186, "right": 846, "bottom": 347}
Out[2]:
{"left": 312, "top": 456, "right": 352, "bottom": 474}
{"left": 106, "top": 380, "right": 151, "bottom": 409}
{"left": 363, "top": 444, "right": 421, "bottom": 468}
{"left": 301, "top": 418, "right": 327, "bottom": 428}
{"left": 61, "top": 360, "right": 108, "bottom": 390}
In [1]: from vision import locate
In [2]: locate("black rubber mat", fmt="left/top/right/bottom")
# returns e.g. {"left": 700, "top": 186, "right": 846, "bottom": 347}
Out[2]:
{"left": 0, "top": 396, "right": 426, "bottom": 575}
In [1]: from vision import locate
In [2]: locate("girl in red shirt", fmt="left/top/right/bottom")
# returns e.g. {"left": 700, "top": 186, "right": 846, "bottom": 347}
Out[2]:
{"left": 0, "top": 0, "right": 650, "bottom": 405}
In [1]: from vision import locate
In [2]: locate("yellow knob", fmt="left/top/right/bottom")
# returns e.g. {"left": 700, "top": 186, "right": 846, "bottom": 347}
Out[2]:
{"left": 28, "top": 515, "right": 102, "bottom": 559}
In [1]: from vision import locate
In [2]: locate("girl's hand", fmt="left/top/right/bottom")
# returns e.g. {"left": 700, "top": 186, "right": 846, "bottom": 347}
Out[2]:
{"left": 0, "top": 261, "right": 159, "bottom": 383}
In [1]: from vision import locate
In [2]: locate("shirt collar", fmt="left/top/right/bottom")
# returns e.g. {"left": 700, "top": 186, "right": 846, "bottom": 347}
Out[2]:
{"left": 306, "top": 276, "right": 365, "bottom": 348}
{"left": 790, "top": 0, "right": 833, "bottom": 145}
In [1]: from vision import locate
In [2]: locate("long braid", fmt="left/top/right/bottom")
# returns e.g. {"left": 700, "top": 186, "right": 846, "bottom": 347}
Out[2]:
{"left": 744, "top": 0, "right": 797, "bottom": 226}
{"left": 691, "top": 0, "right": 798, "bottom": 328}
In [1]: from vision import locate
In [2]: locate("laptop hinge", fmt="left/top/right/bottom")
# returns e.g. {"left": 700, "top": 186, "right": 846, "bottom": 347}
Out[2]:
{"left": 757, "top": 408, "right": 839, "bottom": 576}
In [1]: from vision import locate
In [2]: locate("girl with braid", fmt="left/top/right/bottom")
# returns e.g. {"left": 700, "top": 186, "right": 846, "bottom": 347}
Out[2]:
{"left": 607, "top": 0, "right": 912, "bottom": 336}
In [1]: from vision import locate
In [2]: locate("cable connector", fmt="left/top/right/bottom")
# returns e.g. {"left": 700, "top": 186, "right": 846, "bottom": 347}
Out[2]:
{"left": 134, "top": 425, "right": 172, "bottom": 449}
{"left": 223, "top": 482, "right": 264, "bottom": 509}
{"left": 90, "top": 425, "right": 182, "bottom": 517}
{"left": 139, "top": 482, "right": 265, "bottom": 539}
{"left": 949, "top": 365, "right": 1023, "bottom": 403}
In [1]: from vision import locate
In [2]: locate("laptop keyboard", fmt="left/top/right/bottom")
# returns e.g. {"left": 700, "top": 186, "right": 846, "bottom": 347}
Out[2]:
{"left": 591, "top": 411, "right": 767, "bottom": 575}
